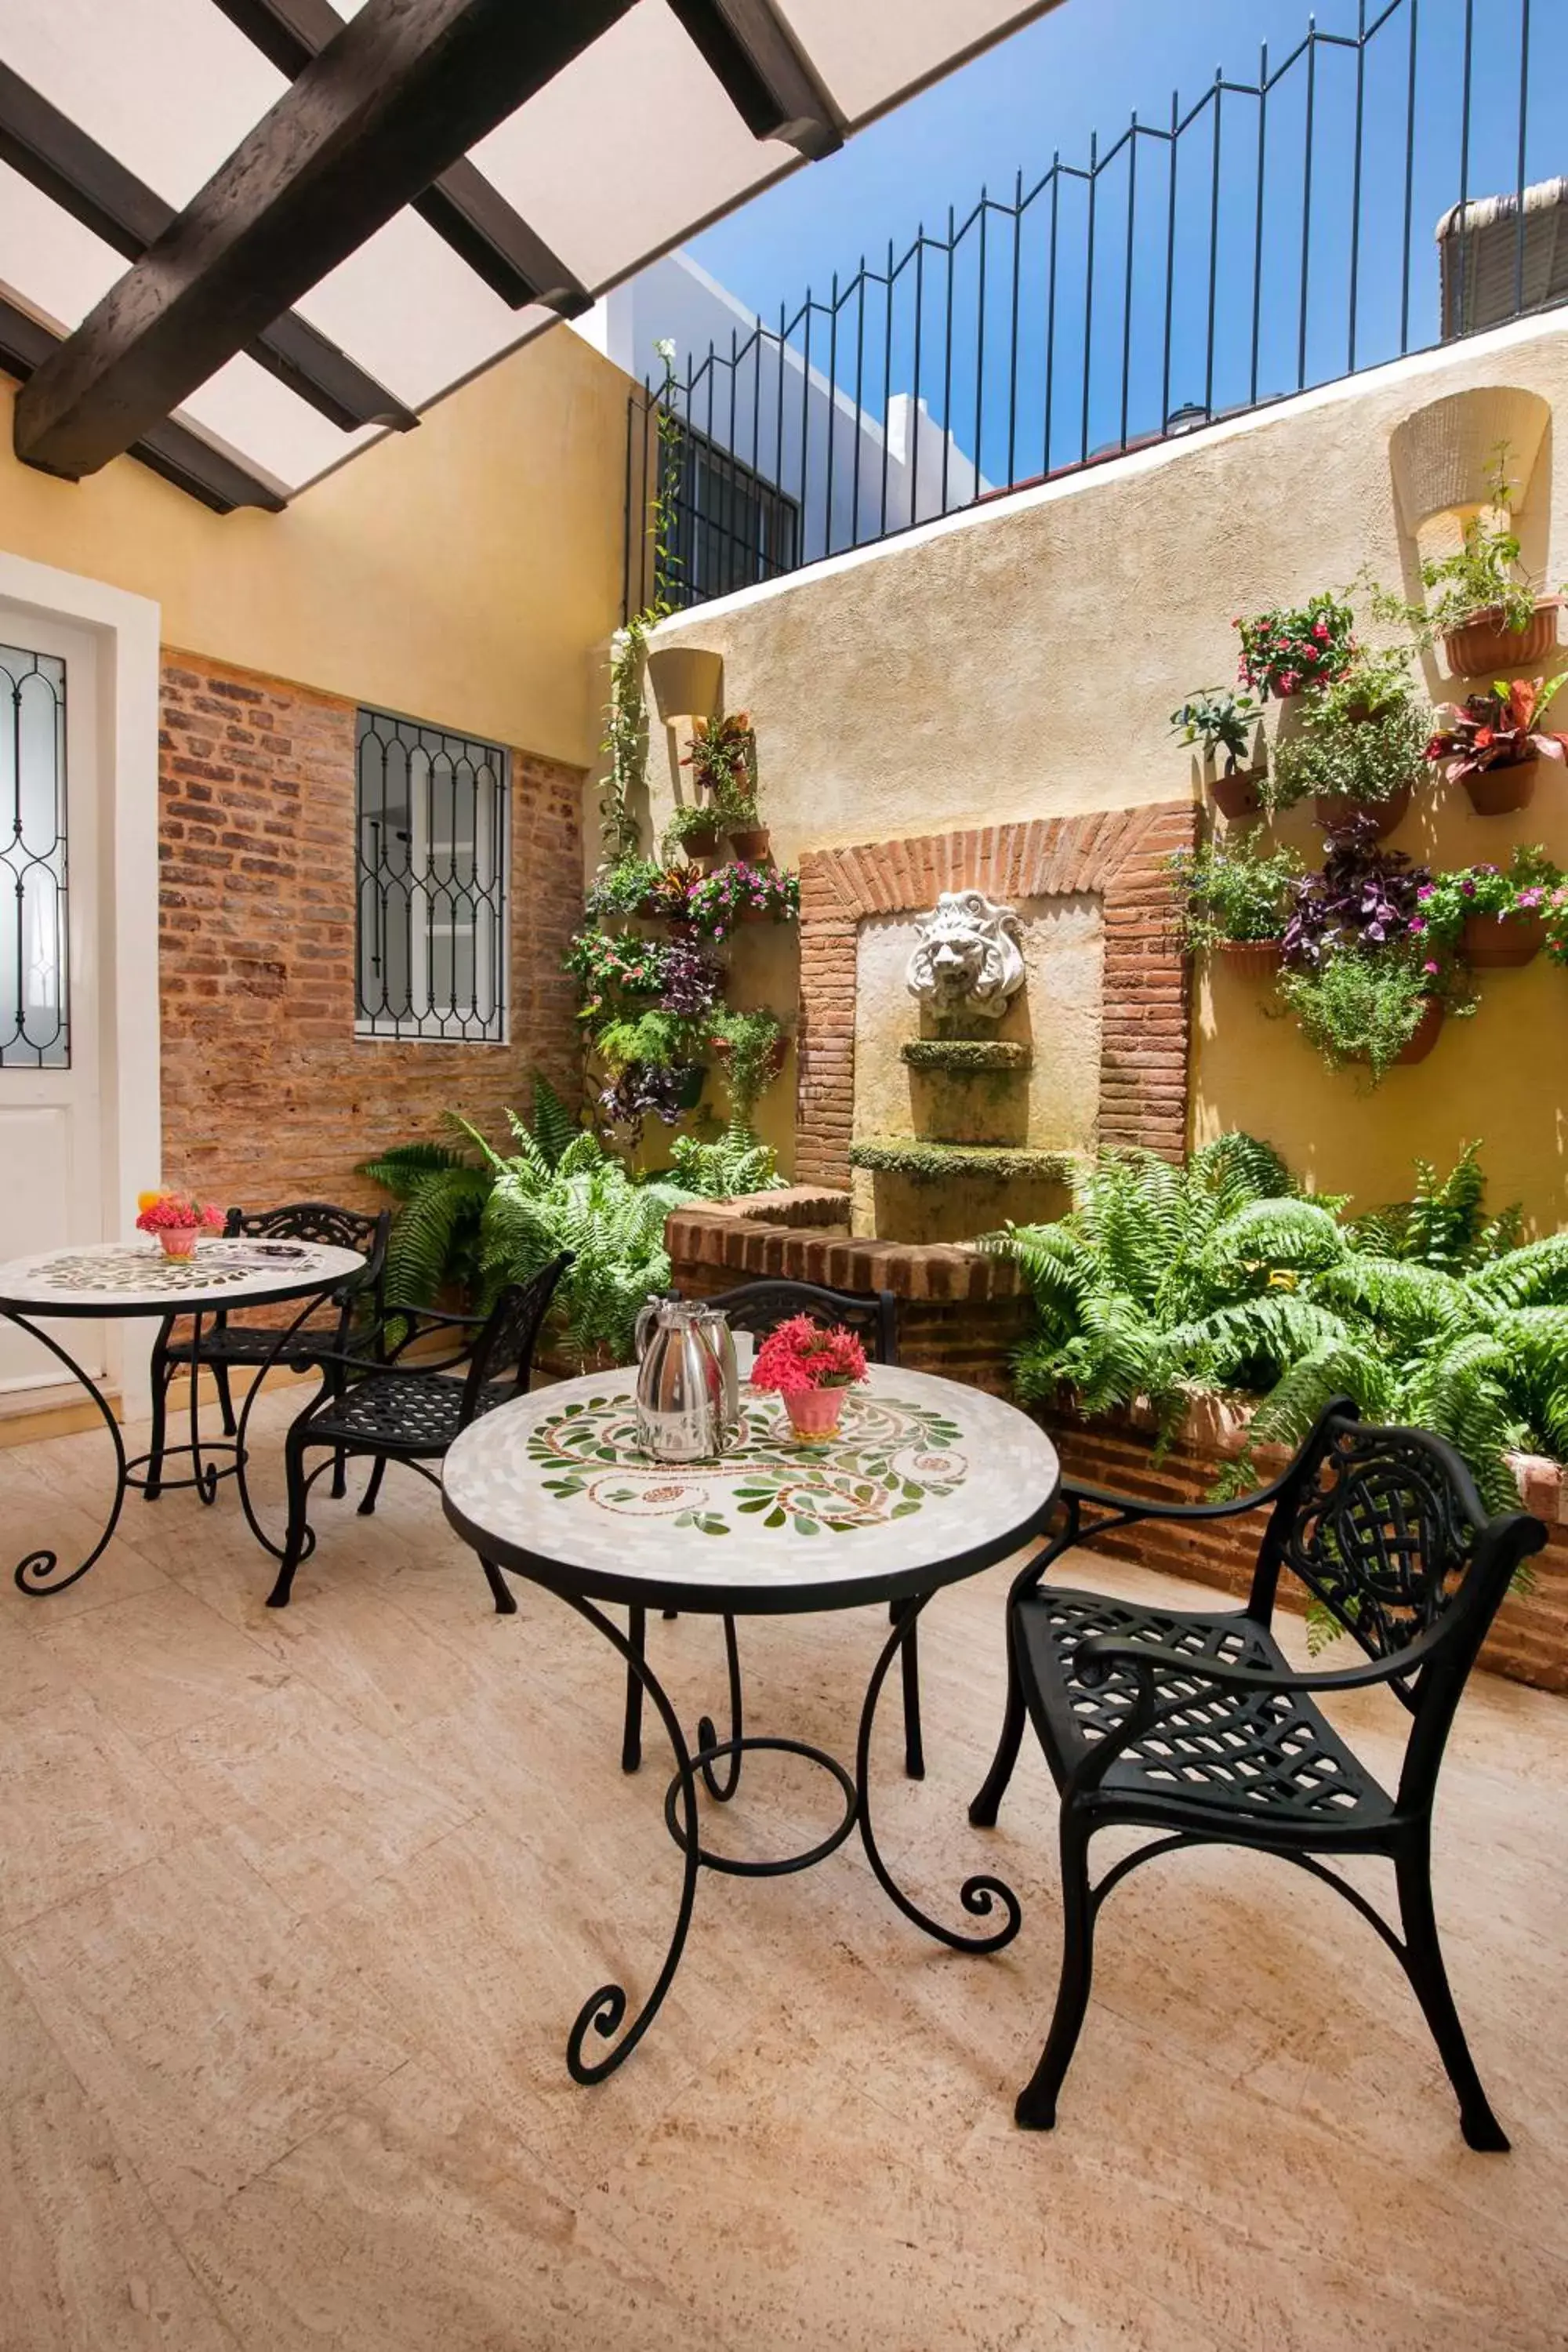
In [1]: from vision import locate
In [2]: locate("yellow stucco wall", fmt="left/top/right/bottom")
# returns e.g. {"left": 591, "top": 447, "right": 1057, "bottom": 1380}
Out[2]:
{"left": 641, "top": 316, "right": 1568, "bottom": 1229}
{"left": 0, "top": 323, "right": 631, "bottom": 765}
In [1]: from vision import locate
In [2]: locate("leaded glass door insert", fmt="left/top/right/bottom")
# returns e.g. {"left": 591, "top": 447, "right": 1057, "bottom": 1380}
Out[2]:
{"left": 1, "top": 644, "right": 67, "bottom": 1068}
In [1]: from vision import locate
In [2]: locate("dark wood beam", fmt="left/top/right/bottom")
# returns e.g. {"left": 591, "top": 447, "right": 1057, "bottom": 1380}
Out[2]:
{"left": 210, "top": 0, "right": 591, "bottom": 314}
{"left": 0, "top": 60, "right": 415, "bottom": 436}
{"left": 0, "top": 292, "right": 285, "bottom": 511}
{"left": 16, "top": 0, "right": 635, "bottom": 480}
{"left": 666, "top": 0, "right": 843, "bottom": 161}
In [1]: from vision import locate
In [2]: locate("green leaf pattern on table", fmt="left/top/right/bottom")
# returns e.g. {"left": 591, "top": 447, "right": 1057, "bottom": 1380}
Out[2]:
{"left": 524, "top": 1388, "right": 970, "bottom": 1537}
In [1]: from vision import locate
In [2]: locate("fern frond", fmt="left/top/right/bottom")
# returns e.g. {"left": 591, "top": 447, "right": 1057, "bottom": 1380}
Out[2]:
{"left": 1471, "top": 1233, "right": 1568, "bottom": 1310}
{"left": 1308, "top": 1256, "right": 1483, "bottom": 1348}
{"left": 356, "top": 1140, "right": 469, "bottom": 1200}
{"left": 1201, "top": 1198, "right": 1348, "bottom": 1283}
{"left": 530, "top": 1072, "right": 582, "bottom": 1170}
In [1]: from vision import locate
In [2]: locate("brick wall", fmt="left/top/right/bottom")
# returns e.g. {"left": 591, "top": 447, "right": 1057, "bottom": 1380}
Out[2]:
{"left": 158, "top": 650, "right": 583, "bottom": 1210}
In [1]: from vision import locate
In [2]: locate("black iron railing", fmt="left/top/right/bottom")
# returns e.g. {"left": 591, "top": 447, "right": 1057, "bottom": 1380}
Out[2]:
{"left": 624, "top": 0, "right": 1563, "bottom": 619}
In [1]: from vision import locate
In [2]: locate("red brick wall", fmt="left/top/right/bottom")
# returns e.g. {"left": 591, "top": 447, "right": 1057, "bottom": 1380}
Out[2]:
{"left": 158, "top": 650, "right": 583, "bottom": 1210}
{"left": 795, "top": 805, "right": 1198, "bottom": 1187}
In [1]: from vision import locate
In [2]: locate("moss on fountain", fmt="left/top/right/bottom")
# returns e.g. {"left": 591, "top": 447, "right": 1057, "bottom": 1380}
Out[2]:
{"left": 899, "top": 1038, "right": 1033, "bottom": 1073}
{"left": 848, "top": 1138, "right": 1078, "bottom": 1185}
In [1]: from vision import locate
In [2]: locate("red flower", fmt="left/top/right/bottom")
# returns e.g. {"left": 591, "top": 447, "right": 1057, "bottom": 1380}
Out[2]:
{"left": 750, "top": 1316, "right": 869, "bottom": 1396}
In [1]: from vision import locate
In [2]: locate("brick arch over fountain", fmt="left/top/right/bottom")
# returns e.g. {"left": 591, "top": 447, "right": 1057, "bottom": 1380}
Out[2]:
{"left": 794, "top": 803, "right": 1200, "bottom": 1188}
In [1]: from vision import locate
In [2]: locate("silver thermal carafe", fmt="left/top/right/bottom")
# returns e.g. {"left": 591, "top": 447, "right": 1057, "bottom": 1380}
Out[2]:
{"left": 633, "top": 1298, "right": 741, "bottom": 1461}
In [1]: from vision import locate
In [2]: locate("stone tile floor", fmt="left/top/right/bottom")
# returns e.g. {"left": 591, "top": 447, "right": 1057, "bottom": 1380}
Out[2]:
{"left": 2, "top": 1391, "right": 1566, "bottom": 2350}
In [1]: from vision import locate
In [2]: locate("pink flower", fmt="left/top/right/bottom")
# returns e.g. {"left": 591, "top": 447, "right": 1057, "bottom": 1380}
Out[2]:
{"left": 1423, "top": 961, "right": 1439, "bottom": 977}
{"left": 1409, "top": 917, "right": 1427, "bottom": 935}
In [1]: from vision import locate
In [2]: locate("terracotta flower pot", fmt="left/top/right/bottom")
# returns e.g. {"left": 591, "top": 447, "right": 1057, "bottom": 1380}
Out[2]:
{"left": 679, "top": 820, "right": 722, "bottom": 858}
{"left": 1461, "top": 757, "right": 1538, "bottom": 816}
{"left": 783, "top": 1385, "right": 848, "bottom": 1440}
{"left": 158, "top": 1228, "right": 201, "bottom": 1260}
{"left": 1393, "top": 998, "right": 1445, "bottom": 1065}
{"left": 1313, "top": 782, "right": 1410, "bottom": 838}
{"left": 1442, "top": 597, "right": 1559, "bottom": 680}
{"left": 647, "top": 644, "right": 724, "bottom": 720}
{"left": 1215, "top": 939, "right": 1283, "bottom": 982}
{"left": 1209, "top": 767, "right": 1265, "bottom": 822}
{"left": 1460, "top": 910, "right": 1546, "bottom": 968}
{"left": 727, "top": 825, "right": 771, "bottom": 861}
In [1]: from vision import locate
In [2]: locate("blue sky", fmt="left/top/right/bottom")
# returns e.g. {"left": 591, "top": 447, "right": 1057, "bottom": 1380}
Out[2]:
{"left": 685, "top": 0, "right": 1559, "bottom": 492}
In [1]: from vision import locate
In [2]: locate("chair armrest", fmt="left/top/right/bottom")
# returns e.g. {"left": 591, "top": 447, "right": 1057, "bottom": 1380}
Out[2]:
{"left": 1073, "top": 1623, "right": 1450, "bottom": 1703}
{"left": 1060, "top": 1452, "right": 1301, "bottom": 1527}
{"left": 379, "top": 1306, "right": 485, "bottom": 1367}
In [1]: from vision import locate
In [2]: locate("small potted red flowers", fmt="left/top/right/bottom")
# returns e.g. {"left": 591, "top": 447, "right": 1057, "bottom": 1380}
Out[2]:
{"left": 1424, "top": 675, "right": 1568, "bottom": 815}
{"left": 135, "top": 1190, "right": 225, "bottom": 1259}
{"left": 1235, "top": 593, "right": 1355, "bottom": 700}
{"left": 750, "top": 1315, "right": 868, "bottom": 1441}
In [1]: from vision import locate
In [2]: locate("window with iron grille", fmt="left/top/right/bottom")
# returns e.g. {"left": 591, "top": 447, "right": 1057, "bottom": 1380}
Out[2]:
{"left": 354, "top": 707, "right": 508, "bottom": 1043}
{"left": 670, "top": 421, "right": 800, "bottom": 607}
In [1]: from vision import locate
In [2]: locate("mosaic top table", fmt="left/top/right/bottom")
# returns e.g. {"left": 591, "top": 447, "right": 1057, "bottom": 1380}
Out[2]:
{"left": 442, "top": 1361, "right": 1060, "bottom": 2082}
{"left": 1, "top": 1237, "right": 365, "bottom": 1597}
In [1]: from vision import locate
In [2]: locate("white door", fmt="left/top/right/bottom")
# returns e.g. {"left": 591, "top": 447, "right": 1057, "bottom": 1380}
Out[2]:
{"left": 0, "top": 606, "right": 106, "bottom": 1397}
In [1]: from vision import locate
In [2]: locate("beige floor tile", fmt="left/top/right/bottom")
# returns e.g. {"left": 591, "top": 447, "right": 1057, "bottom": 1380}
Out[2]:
{"left": 30, "top": 1584, "right": 291, "bottom": 1748}
{"left": 0, "top": 1956, "right": 237, "bottom": 2352}
{"left": 3, "top": 1833, "right": 416, "bottom": 2234}
{"left": 0, "top": 1693, "right": 193, "bottom": 1933}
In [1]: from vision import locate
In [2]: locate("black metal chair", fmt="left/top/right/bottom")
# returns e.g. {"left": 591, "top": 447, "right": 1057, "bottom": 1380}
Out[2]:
{"left": 622, "top": 1278, "right": 920, "bottom": 1788}
{"left": 970, "top": 1400, "right": 1544, "bottom": 2147}
{"left": 265, "top": 1252, "right": 572, "bottom": 1613}
{"left": 146, "top": 1202, "right": 390, "bottom": 1501}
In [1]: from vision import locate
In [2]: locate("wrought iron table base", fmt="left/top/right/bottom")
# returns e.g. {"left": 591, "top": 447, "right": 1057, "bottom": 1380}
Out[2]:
{"left": 558, "top": 1584, "right": 1022, "bottom": 2085}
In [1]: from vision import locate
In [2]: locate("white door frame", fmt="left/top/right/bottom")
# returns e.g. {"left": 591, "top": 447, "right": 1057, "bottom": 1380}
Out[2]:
{"left": 0, "top": 550, "right": 161, "bottom": 1414}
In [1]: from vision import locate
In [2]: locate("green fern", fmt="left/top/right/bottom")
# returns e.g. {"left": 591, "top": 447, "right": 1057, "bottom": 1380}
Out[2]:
{"left": 667, "top": 1133, "right": 781, "bottom": 1199}
{"left": 357, "top": 1136, "right": 493, "bottom": 1311}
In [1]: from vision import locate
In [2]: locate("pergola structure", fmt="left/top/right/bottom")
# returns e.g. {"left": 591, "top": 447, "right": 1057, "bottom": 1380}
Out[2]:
{"left": 0, "top": 0, "right": 1060, "bottom": 510}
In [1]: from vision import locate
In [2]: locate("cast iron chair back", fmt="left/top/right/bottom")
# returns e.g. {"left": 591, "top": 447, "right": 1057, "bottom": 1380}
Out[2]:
{"left": 699, "top": 1277, "right": 898, "bottom": 1367}
{"left": 228, "top": 1201, "right": 390, "bottom": 1330}
{"left": 1244, "top": 1410, "right": 1527, "bottom": 1804}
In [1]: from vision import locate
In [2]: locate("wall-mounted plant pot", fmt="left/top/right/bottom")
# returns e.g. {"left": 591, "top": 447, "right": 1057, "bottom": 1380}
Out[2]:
{"left": 1394, "top": 999, "right": 1445, "bottom": 1065}
{"left": 727, "top": 825, "right": 771, "bottom": 861}
{"left": 1210, "top": 767, "right": 1265, "bottom": 822}
{"left": 1313, "top": 783, "right": 1410, "bottom": 837}
{"left": 1442, "top": 597, "right": 1559, "bottom": 680}
{"left": 675, "top": 1064, "right": 707, "bottom": 1110}
{"left": 647, "top": 644, "right": 724, "bottom": 720}
{"left": 1461, "top": 757, "right": 1537, "bottom": 816}
{"left": 677, "top": 820, "right": 722, "bottom": 857}
{"left": 1460, "top": 910, "right": 1546, "bottom": 968}
{"left": 1215, "top": 939, "right": 1283, "bottom": 982}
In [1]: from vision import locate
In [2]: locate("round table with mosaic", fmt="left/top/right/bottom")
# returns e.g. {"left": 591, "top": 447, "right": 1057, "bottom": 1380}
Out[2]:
{"left": 442, "top": 1360, "right": 1061, "bottom": 2082}
{"left": 0, "top": 1237, "right": 366, "bottom": 1598}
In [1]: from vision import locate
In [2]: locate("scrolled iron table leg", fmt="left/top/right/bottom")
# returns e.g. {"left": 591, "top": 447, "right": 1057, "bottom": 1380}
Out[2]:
{"left": 8, "top": 1311, "right": 129, "bottom": 1598}
{"left": 695, "top": 1612, "right": 745, "bottom": 1802}
{"left": 855, "top": 1591, "right": 1022, "bottom": 1955}
{"left": 557, "top": 1586, "right": 702, "bottom": 2085}
{"left": 225, "top": 1294, "right": 332, "bottom": 1563}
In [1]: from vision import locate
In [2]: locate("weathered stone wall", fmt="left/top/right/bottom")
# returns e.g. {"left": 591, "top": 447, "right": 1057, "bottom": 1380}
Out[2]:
{"left": 158, "top": 650, "right": 583, "bottom": 1211}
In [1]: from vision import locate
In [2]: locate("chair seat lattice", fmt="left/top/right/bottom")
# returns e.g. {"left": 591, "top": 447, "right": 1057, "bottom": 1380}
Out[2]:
{"left": 1018, "top": 1588, "right": 1392, "bottom": 1827}
{"left": 305, "top": 1370, "right": 511, "bottom": 1453}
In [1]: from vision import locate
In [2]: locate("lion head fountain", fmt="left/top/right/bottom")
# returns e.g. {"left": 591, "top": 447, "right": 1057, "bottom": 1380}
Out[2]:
{"left": 905, "top": 889, "right": 1027, "bottom": 1020}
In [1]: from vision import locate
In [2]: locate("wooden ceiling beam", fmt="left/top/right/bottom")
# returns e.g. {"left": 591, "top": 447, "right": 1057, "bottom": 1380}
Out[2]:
{"left": 0, "top": 292, "right": 285, "bottom": 511}
{"left": 14, "top": 0, "right": 635, "bottom": 480}
{"left": 666, "top": 0, "right": 844, "bottom": 162}
{"left": 209, "top": 0, "right": 591, "bottom": 313}
{"left": 0, "top": 59, "right": 414, "bottom": 435}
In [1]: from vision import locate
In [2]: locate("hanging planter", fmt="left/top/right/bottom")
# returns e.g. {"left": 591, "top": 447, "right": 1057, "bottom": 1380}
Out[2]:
{"left": 675, "top": 1064, "right": 707, "bottom": 1110}
{"left": 1215, "top": 938, "right": 1283, "bottom": 982}
{"left": 1461, "top": 757, "right": 1538, "bottom": 817}
{"left": 1460, "top": 910, "right": 1546, "bottom": 968}
{"left": 1313, "top": 783, "right": 1410, "bottom": 838}
{"left": 647, "top": 644, "right": 724, "bottom": 721}
{"left": 1209, "top": 768, "right": 1265, "bottom": 822}
{"left": 1391, "top": 997, "right": 1445, "bottom": 1065}
{"left": 1443, "top": 597, "right": 1560, "bottom": 681}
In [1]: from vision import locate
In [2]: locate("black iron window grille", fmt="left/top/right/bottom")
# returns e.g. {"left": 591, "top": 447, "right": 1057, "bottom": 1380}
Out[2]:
{"left": 626, "top": 0, "right": 1564, "bottom": 617}
{"left": 1, "top": 642, "right": 68, "bottom": 1070}
{"left": 354, "top": 706, "right": 508, "bottom": 1044}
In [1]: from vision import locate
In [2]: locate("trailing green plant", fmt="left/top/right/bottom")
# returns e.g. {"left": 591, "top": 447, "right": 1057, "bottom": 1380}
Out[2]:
{"left": 358, "top": 1073, "right": 584, "bottom": 1314}
{"left": 597, "top": 342, "right": 684, "bottom": 866}
{"left": 985, "top": 1134, "right": 1566, "bottom": 1526}
{"left": 591, "top": 1010, "right": 705, "bottom": 1074}
{"left": 682, "top": 710, "right": 757, "bottom": 819}
{"left": 662, "top": 802, "right": 724, "bottom": 858}
{"left": 1167, "top": 837, "right": 1301, "bottom": 949}
{"left": 708, "top": 1007, "right": 786, "bottom": 1143}
{"left": 467, "top": 1101, "right": 695, "bottom": 1367}
{"left": 1370, "top": 447, "right": 1554, "bottom": 650}
{"left": 1168, "top": 687, "right": 1264, "bottom": 774}
{"left": 667, "top": 1131, "right": 780, "bottom": 1198}
{"left": 584, "top": 856, "right": 693, "bottom": 922}
{"left": 1279, "top": 947, "right": 1467, "bottom": 1085}
{"left": 1263, "top": 674, "right": 1430, "bottom": 814}
{"left": 1234, "top": 593, "right": 1355, "bottom": 699}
